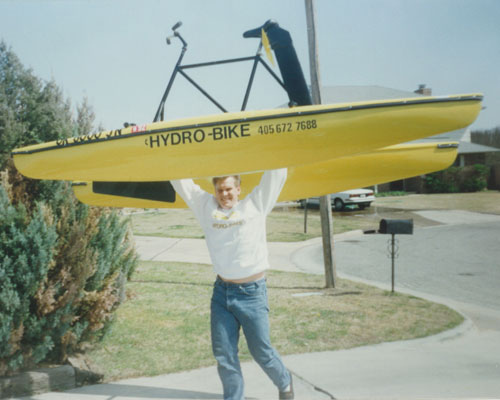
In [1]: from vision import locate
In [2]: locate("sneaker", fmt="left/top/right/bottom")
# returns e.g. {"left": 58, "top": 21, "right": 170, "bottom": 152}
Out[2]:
{"left": 279, "top": 372, "right": 294, "bottom": 399}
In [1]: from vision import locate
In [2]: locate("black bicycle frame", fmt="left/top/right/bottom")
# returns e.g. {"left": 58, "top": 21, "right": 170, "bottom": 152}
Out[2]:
{"left": 153, "top": 24, "right": 287, "bottom": 123}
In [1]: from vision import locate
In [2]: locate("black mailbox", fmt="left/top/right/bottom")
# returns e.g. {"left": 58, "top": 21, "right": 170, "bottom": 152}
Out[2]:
{"left": 379, "top": 219, "right": 413, "bottom": 235}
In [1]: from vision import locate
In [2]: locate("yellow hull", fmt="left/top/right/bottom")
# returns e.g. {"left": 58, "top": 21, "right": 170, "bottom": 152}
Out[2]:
{"left": 73, "top": 142, "right": 459, "bottom": 208}
{"left": 13, "top": 94, "right": 481, "bottom": 181}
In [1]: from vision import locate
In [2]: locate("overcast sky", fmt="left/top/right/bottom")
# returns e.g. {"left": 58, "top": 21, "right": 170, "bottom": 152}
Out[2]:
{"left": 1, "top": 0, "right": 498, "bottom": 131}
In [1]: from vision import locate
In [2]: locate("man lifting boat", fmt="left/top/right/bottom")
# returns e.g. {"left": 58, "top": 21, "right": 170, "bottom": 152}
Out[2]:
{"left": 172, "top": 169, "right": 294, "bottom": 400}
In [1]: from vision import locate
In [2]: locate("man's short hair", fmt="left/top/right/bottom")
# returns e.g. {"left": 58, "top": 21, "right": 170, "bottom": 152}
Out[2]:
{"left": 212, "top": 175, "right": 241, "bottom": 187}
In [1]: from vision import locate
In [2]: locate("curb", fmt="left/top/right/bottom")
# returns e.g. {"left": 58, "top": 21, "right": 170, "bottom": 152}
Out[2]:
{"left": 0, "top": 356, "right": 102, "bottom": 399}
{"left": 0, "top": 365, "right": 75, "bottom": 399}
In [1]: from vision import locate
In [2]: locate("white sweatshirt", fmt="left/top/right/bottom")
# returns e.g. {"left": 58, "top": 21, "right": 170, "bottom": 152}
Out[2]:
{"left": 171, "top": 169, "right": 287, "bottom": 280}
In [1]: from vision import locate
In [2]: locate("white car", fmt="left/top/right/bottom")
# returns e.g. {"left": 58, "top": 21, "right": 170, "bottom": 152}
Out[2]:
{"left": 301, "top": 189, "right": 375, "bottom": 211}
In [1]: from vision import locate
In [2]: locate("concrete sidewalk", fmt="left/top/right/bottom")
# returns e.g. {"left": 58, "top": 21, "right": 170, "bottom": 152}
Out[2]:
{"left": 22, "top": 210, "right": 500, "bottom": 399}
{"left": 133, "top": 230, "right": 362, "bottom": 274}
{"left": 21, "top": 361, "right": 330, "bottom": 399}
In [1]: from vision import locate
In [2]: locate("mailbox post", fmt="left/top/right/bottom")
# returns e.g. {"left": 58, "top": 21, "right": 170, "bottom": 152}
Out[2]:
{"left": 378, "top": 219, "right": 414, "bottom": 292}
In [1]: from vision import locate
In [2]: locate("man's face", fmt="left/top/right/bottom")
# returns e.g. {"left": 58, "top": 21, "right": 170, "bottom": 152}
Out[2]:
{"left": 214, "top": 176, "right": 241, "bottom": 210}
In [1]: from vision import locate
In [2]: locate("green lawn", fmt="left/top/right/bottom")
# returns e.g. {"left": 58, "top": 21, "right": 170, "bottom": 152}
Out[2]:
{"left": 86, "top": 261, "right": 463, "bottom": 382}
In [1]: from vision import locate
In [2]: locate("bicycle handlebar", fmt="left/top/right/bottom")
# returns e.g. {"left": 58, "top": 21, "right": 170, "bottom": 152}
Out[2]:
{"left": 166, "top": 21, "right": 186, "bottom": 47}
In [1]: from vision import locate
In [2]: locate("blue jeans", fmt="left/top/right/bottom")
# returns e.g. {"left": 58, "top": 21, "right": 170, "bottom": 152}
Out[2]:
{"left": 211, "top": 277, "right": 291, "bottom": 400}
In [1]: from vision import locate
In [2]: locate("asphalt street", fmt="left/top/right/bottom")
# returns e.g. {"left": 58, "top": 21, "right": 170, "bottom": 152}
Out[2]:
{"left": 293, "top": 210, "right": 500, "bottom": 313}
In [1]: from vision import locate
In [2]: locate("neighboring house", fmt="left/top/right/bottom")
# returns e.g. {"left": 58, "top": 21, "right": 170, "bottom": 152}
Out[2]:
{"left": 320, "top": 84, "right": 500, "bottom": 192}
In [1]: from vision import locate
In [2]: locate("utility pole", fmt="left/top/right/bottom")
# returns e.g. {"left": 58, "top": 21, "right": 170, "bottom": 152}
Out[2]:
{"left": 304, "top": 0, "right": 336, "bottom": 288}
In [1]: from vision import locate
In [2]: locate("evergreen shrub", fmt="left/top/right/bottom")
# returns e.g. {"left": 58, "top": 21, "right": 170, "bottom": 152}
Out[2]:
{"left": 425, "top": 164, "right": 489, "bottom": 193}
{"left": 0, "top": 162, "right": 138, "bottom": 375}
{"left": 0, "top": 42, "right": 138, "bottom": 375}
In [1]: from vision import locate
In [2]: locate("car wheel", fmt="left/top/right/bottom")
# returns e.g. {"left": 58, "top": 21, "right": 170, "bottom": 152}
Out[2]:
{"left": 333, "top": 198, "right": 344, "bottom": 211}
